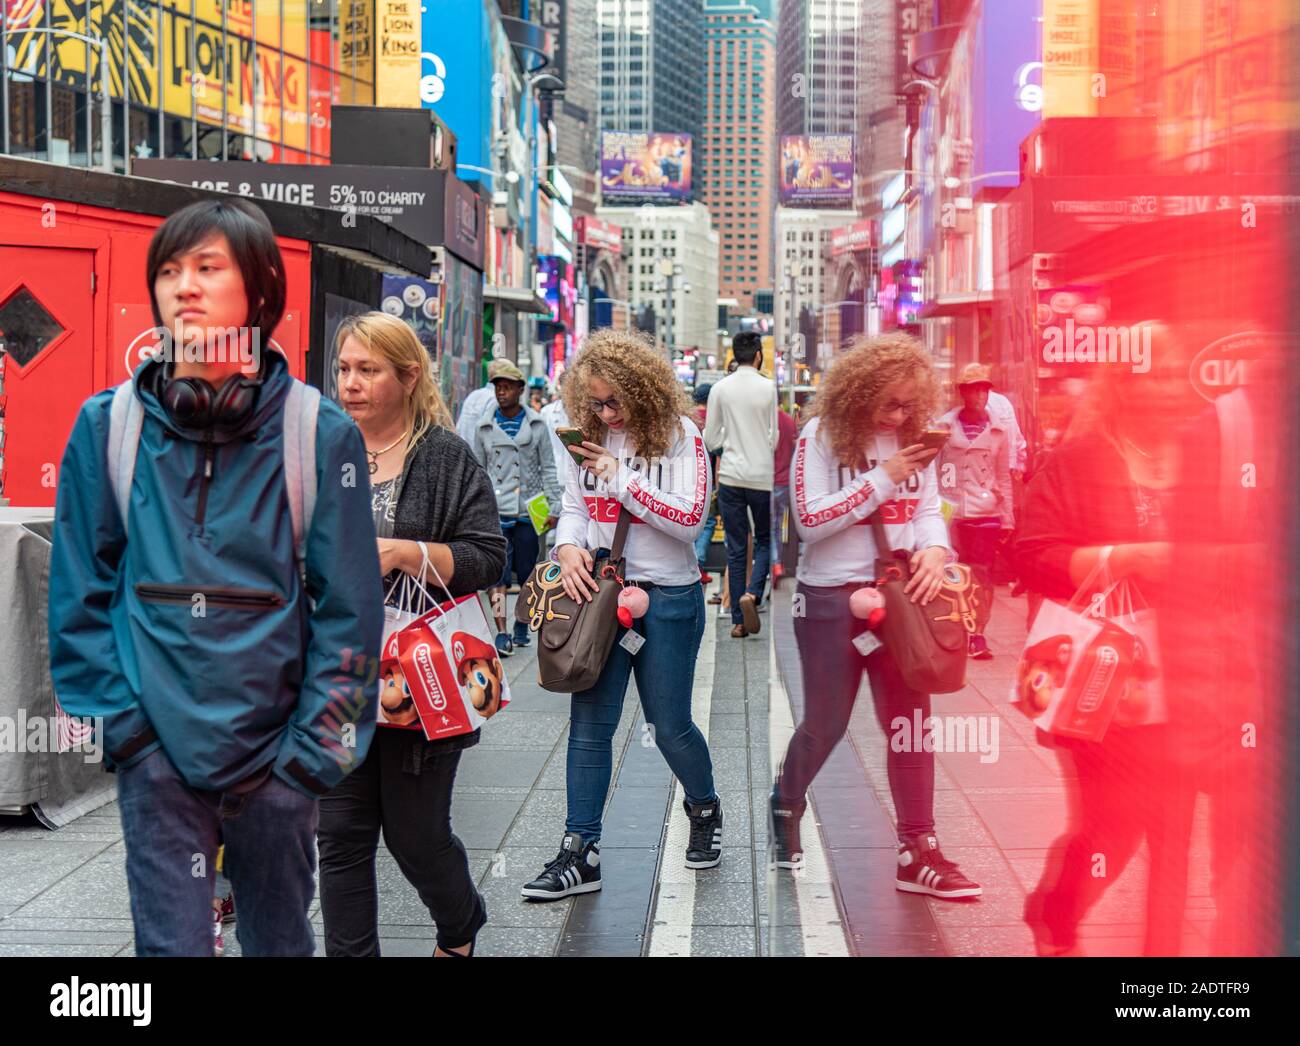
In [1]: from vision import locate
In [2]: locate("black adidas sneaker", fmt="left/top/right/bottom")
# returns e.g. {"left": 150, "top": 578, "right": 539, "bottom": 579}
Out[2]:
{"left": 521, "top": 833, "right": 602, "bottom": 901}
{"left": 769, "top": 789, "right": 806, "bottom": 870}
{"left": 684, "top": 797, "right": 723, "bottom": 869}
{"left": 895, "top": 834, "right": 982, "bottom": 900}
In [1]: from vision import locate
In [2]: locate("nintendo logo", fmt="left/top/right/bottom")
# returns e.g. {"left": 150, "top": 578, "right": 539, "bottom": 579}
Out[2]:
{"left": 413, "top": 643, "right": 446, "bottom": 711}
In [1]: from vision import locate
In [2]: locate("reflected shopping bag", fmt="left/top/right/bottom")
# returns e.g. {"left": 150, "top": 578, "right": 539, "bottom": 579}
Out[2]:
{"left": 1011, "top": 553, "right": 1163, "bottom": 742}
{"left": 395, "top": 561, "right": 511, "bottom": 741}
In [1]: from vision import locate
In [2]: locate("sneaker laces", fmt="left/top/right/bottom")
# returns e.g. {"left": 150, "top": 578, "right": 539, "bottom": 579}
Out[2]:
{"left": 540, "top": 847, "right": 578, "bottom": 880}
{"left": 923, "top": 848, "right": 962, "bottom": 878}
{"left": 687, "top": 809, "right": 718, "bottom": 853}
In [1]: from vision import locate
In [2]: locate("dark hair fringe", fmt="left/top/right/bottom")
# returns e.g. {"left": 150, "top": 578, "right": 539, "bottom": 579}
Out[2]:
{"left": 146, "top": 198, "right": 286, "bottom": 346}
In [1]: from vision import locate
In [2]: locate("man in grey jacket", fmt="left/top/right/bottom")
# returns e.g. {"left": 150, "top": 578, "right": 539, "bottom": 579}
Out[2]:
{"left": 471, "top": 360, "right": 561, "bottom": 655}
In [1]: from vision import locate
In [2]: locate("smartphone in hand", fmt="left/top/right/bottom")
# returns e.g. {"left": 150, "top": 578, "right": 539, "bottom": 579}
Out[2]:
{"left": 919, "top": 428, "right": 950, "bottom": 455}
{"left": 556, "top": 427, "right": 587, "bottom": 465}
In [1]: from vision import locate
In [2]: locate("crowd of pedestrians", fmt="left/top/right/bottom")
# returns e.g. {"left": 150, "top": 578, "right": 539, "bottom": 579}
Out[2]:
{"left": 44, "top": 196, "right": 1256, "bottom": 959}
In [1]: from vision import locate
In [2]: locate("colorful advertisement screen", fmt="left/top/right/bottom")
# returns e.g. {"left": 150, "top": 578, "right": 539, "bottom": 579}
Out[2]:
{"left": 779, "top": 134, "right": 854, "bottom": 207}
{"left": 601, "top": 132, "right": 693, "bottom": 202}
{"left": 537, "top": 255, "right": 576, "bottom": 329}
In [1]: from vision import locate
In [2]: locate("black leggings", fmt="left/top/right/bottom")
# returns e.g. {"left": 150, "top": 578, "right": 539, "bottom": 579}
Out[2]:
{"left": 318, "top": 728, "right": 486, "bottom": 955}
{"left": 779, "top": 582, "right": 935, "bottom": 841}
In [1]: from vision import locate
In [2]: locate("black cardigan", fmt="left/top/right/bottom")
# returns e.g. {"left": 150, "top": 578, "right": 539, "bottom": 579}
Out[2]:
{"left": 386, "top": 426, "right": 508, "bottom": 754}
{"left": 1013, "top": 436, "right": 1159, "bottom": 603}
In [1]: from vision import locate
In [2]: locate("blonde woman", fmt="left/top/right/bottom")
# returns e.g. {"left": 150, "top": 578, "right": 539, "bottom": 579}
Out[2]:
{"left": 520, "top": 330, "right": 722, "bottom": 900}
{"left": 318, "top": 312, "right": 507, "bottom": 957}
{"left": 771, "top": 334, "right": 982, "bottom": 899}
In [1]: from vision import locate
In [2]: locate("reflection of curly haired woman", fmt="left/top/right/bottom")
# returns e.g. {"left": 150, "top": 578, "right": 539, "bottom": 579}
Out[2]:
{"left": 771, "top": 334, "right": 983, "bottom": 899}
{"left": 520, "top": 330, "right": 723, "bottom": 900}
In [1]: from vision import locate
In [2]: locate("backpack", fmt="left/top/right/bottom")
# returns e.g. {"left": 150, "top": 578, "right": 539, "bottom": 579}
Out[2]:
{"left": 106, "top": 379, "right": 321, "bottom": 573}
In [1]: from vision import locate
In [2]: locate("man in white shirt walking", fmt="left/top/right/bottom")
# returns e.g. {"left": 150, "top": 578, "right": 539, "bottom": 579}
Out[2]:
{"left": 703, "top": 331, "right": 777, "bottom": 638}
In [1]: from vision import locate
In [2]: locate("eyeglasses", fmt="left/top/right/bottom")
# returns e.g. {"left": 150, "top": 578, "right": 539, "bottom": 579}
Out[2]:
{"left": 882, "top": 400, "right": 919, "bottom": 416}
{"left": 589, "top": 396, "right": 622, "bottom": 414}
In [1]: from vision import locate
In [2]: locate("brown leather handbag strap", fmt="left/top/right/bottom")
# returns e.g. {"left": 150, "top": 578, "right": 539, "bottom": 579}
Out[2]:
{"left": 610, "top": 506, "right": 631, "bottom": 561}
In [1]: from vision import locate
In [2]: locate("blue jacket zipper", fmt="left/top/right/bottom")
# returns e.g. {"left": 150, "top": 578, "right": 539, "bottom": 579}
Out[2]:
{"left": 195, "top": 436, "right": 215, "bottom": 527}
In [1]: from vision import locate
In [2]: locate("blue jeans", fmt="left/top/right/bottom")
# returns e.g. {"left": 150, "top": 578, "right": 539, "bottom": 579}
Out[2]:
{"left": 566, "top": 583, "right": 715, "bottom": 840}
{"left": 693, "top": 511, "right": 718, "bottom": 567}
{"left": 718, "top": 483, "right": 772, "bottom": 625}
{"left": 496, "top": 517, "right": 540, "bottom": 589}
{"left": 772, "top": 484, "right": 789, "bottom": 563}
{"left": 116, "top": 747, "right": 318, "bottom": 956}
{"left": 781, "top": 583, "right": 934, "bottom": 841}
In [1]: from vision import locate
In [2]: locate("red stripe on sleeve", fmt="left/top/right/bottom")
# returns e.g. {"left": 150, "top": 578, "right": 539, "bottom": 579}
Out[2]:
{"left": 627, "top": 436, "right": 707, "bottom": 527}
{"left": 793, "top": 437, "right": 873, "bottom": 528}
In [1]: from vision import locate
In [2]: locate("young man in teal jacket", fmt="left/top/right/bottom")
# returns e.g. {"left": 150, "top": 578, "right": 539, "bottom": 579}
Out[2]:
{"left": 47, "top": 198, "right": 383, "bottom": 957}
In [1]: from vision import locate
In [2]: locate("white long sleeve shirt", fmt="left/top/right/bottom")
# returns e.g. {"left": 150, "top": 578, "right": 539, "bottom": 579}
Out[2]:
{"left": 987, "top": 390, "right": 1028, "bottom": 472}
{"left": 793, "top": 416, "right": 951, "bottom": 586}
{"left": 554, "top": 415, "right": 711, "bottom": 585}
{"left": 702, "top": 365, "right": 777, "bottom": 491}
{"left": 456, "top": 384, "right": 496, "bottom": 445}
{"left": 539, "top": 398, "right": 571, "bottom": 479}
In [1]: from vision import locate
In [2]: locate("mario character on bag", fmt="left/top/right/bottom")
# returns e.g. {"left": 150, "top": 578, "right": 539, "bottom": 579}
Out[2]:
{"left": 378, "top": 630, "right": 420, "bottom": 728}
{"left": 1017, "top": 635, "right": 1072, "bottom": 713}
{"left": 450, "top": 631, "right": 506, "bottom": 719}
{"left": 1111, "top": 634, "right": 1161, "bottom": 728}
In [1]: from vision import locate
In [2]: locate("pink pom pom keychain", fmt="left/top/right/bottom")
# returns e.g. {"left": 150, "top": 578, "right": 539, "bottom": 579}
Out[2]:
{"left": 617, "top": 585, "right": 650, "bottom": 629}
{"left": 849, "top": 586, "right": 886, "bottom": 630}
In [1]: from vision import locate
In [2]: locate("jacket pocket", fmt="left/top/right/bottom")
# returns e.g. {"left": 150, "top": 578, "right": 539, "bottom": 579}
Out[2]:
{"left": 135, "top": 583, "right": 285, "bottom": 611}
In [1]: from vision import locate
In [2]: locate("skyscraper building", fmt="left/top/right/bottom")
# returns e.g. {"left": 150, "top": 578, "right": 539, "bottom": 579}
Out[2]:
{"left": 701, "top": 0, "right": 776, "bottom": 314}
{"left": 776, "top": 0, "right": 862, "bottom": 138}
{"left": 596, "top": 0, "right": 705, "bottom": 141}
{"left": 552, "top": 0, "right": 602, "bottom": 219}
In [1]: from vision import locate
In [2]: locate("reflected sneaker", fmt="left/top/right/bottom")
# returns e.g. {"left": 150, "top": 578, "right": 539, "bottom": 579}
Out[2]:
{"left": 219, "top": 892, "right": 235, "bottom": 924}
{"left": 1023, "top": 891, "right": 1082, "bottom": 956}
{"left": 494, "top": 632, "right": 514, "bottom": 658}
{"left": 512, "top": 623, "right": 532, "bottom": 647}
{"left": 684, "top": 797, "right": 723, "bottom": 869}
{"left": 521, "top": 834, "right": 602, "bottom": 901}
{"left": 212, "top": 902, "right": 225, "bottom": 957}
{"left": 969, "top": 634, "right": 993, "bottom": 660}
{"left": 896, "top": 835, "right": 982, "bottom": 899}
{"left": 769, "top": 790, "right": 806, "bottom": 870}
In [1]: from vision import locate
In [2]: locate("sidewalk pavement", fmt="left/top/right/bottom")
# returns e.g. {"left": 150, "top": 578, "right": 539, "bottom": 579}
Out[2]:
{"left": 0, "top": 584, "right": 1219, "bottom": 957}
{"left": 0, "top": 589, "right": 779, "bottom": 958}
{"left": 770, "top": 582, "right": 1218, "bottom": 957}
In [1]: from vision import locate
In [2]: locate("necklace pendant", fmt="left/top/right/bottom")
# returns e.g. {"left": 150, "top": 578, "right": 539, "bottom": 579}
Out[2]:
{"left": 368, "top": 459, "right": 378, "bottom": 476}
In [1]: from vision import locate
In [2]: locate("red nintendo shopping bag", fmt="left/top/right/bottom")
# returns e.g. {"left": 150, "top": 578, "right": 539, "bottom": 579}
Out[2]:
{"left": 1010, "top": 551, "right": 1162, "bottom": 743}
{"left": 378, "top": 547, "right": 511, "bottom": 741}
{"left": 396, "top": 590, "right": 511, "bottom": 742}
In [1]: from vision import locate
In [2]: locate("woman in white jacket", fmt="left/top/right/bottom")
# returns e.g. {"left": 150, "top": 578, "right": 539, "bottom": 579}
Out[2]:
{"left": 520, "top": 330, "right": 722, "bottom": 901}
{"left": 770, "top": 334, "right": 982, "bottom": 900}
{"left": 936, "top": 363, "right": 1015, "bottom": 659}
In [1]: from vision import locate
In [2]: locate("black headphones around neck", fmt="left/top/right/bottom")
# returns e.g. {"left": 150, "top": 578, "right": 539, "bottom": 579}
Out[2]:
{"left": 158, "top": 362, "right": 265, "bottom": 432}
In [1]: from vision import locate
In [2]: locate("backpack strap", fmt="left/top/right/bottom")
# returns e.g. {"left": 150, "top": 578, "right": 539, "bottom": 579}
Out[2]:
{"left": 107, "top": 380, "right": 144, "bottom": 535}
{"left": 282, "top": 380, "right": 321, "bottom": 573}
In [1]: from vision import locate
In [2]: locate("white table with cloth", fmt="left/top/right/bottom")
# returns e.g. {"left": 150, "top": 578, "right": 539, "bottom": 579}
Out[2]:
{"left": 0, "top": 506, "right": 116, "bottom": 826}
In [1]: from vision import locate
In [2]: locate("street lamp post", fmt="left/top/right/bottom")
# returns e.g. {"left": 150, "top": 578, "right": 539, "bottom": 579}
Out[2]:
{"left": 2, "top": 27, "right": 113, "bottom": 172}
{"left": 657, "top": 257, "right": 683, "bottom": 360}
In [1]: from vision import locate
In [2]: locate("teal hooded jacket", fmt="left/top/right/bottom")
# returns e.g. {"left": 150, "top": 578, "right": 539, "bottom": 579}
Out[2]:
{"left": 47, "top": 352, "right": 384, "bottom": 798}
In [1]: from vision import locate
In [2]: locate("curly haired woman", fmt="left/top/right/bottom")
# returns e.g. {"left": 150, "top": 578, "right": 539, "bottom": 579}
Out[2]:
{"left": 520, "top": 331, "right": 723, "bottom": 900}
{"left": 770, "top": 333, "right": 982, "bottom": 899}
